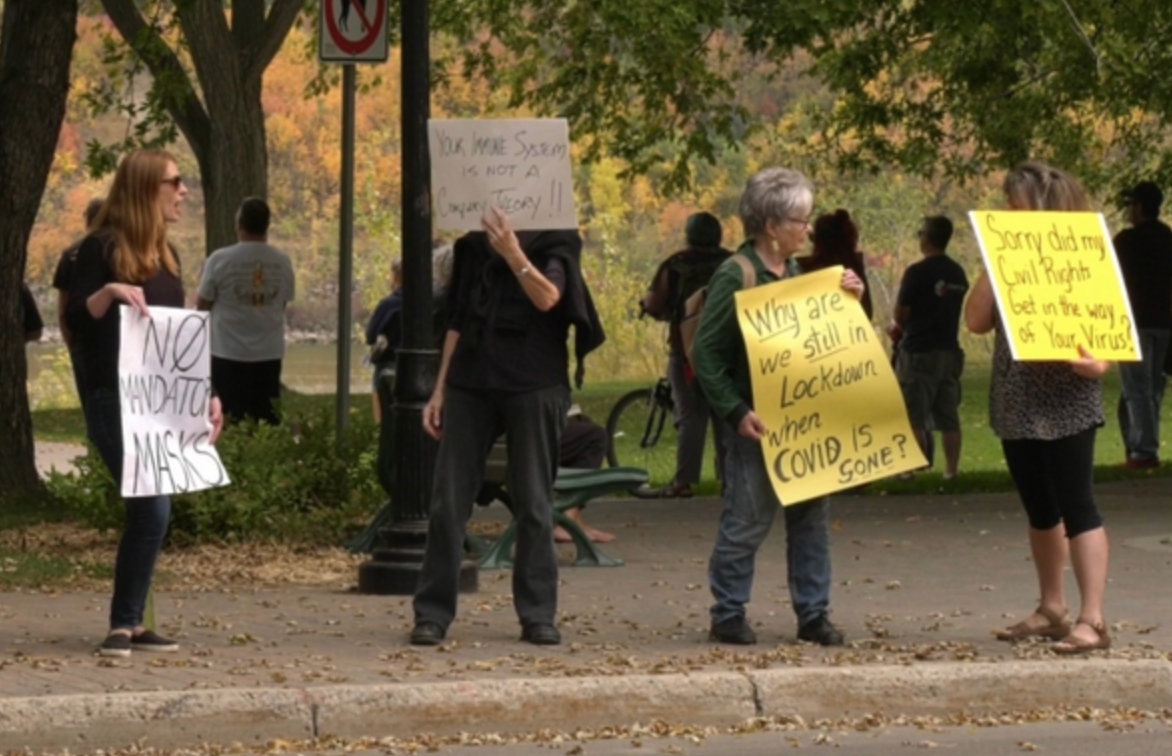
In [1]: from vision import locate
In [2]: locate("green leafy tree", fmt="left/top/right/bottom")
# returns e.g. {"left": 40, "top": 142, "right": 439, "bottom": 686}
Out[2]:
{"left": 94, "top": 0, "right": 306, "bottom": 254}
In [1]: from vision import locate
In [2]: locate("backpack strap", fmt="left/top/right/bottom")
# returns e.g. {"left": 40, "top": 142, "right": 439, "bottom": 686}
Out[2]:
{"left": 732, "top": 253, "right": 756, "bottom": 289}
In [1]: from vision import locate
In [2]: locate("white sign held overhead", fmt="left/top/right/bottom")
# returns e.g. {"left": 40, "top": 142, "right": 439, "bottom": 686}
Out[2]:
{"left": 320, "top": 0, "right": 389, "bottom": 63}
{"left": 429, "top": 119, "right": 578, "bottom": 232}
{"left": 118, "top": 306, "right": 229, "bottom": 498}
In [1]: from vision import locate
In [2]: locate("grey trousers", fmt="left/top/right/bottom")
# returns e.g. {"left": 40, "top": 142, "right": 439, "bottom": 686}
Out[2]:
{"left": 668, "top": 350, "right": 723, "bottom": 486}
{"left": 413, "top": 384, "right": 569, "bottom": 630}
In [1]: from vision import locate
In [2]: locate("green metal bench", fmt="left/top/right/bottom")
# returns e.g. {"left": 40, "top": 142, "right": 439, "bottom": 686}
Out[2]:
{"left": 472, "top": 441, "right": 648, "bottom": 569}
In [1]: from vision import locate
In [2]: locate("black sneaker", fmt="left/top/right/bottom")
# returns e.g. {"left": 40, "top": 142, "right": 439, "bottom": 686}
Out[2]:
{"left": 409, "top": 622, "right": 446, "bottom": 646}
{"left": 709, "top": 617, "right": 757, "bottom": 645}
{"left": 520, "top": 623, "right": 562, "bottom": 645}
{"left": 98, "top": 633, "right": 132, "bottom": 658}
{"left": 131, "top": 629, "right": 179, "bottom": 653}
{"left": 797, "top": 614, "right": 845, "bottom": 646}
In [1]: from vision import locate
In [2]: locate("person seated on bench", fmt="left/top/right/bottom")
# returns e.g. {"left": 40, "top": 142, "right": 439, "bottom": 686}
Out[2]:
{"left": 557, "top": 407, "right": 615, "bottom": 544}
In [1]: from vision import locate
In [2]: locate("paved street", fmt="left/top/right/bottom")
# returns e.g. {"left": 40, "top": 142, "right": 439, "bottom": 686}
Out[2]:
{"left": 4, "top": 442, "right": 1172, "bottom": 753}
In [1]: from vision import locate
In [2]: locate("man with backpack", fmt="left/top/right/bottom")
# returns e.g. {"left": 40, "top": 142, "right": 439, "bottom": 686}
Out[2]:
{"left": 640, "top": 212, "right": 731, "bottom": 497}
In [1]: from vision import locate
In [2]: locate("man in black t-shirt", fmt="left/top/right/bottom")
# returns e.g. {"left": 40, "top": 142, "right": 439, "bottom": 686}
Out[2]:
{"left": 889, "top": 216, "right": 969, "bottom": 480}
{"left": 1114, "top": 181, "right": 1172, "bottom": 469}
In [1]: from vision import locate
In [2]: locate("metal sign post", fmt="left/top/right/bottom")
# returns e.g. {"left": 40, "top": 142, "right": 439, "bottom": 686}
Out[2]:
{"left": 319, "top": 0, "right": 389, "bottom": 448}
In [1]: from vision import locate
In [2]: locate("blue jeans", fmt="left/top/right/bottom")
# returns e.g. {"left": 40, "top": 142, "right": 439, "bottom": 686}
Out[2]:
{"left": 82, "top": 388, "right": 172, "bottom": 631}
{"left": 709, "top": 428, "right": 832, "bottom": 627}
{"left": 1118, "top": 328, "right": 1170, "bottom": 461}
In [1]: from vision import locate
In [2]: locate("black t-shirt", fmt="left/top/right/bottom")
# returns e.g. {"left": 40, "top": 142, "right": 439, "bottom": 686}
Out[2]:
{"left": 1114, "top": 218, "right": 1172, "bottom": 330}
{"left": 20, "top": 284, "right": 43, "bottom": 336}
{"left": 65, "top": 230, "right": 185, "bottom": 392}
{"left": 445, "top": 232, "right": 572, "bottom": 393}
{"left": 897, "top": 254, "right": 969, "bottom": 352}
{"left": 52, "top": 240, "right": 83, "bottom": 292}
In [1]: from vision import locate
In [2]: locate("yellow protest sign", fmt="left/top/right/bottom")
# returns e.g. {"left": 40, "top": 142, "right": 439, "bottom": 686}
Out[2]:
{"left": 968, "top": 210, "right": 1140, "bottom": 361}
{"left": 735, "top": 266, "right": 927, "bottom": 505}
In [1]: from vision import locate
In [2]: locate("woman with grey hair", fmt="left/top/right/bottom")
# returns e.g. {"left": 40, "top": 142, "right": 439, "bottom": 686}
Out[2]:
{"left": 692, "top": 167, "right": 865, "bottom": 646}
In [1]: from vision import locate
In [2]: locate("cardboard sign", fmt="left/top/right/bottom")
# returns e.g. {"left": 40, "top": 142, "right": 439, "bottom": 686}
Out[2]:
{"left": 118, "top": 306, "right": 229, "bottom": 497}
{"left": 968, "top": 210, "right": 1140, "bottom": 361}
{"left": 736, "top": 266, "right": 926, "bottom": 504}
{"left": 429, "top": 118, "right": 577, "bottom": 231}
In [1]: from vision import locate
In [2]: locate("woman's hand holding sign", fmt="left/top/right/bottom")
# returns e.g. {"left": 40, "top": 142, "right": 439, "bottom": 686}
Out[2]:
{"left": 840, "top": 268, "right": 865, "bottom": 300}
{"left": 208, "top": 396, "right": 224, "bottom": 444}
{"left": 1071, "top": 345, "right": 1109, "bottom": 379}
{"left": 737, "top": 411, "right": 767, "bottom": 442}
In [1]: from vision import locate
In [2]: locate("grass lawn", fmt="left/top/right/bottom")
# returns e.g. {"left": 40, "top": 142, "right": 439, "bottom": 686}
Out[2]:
{"left": 26, "top": 361, "right": 1172, "bottom": 502}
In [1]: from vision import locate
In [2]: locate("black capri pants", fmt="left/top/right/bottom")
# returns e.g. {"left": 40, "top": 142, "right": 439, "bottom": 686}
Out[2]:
{"left": 1000, "top": 426, "right": 1103, "bottom": 538}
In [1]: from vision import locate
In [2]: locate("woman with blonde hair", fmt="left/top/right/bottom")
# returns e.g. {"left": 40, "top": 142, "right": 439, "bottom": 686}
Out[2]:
{"left": 965, "top": 161, "right": 1111, "bottom": 653}
{"left": 67, "top": 149, "right": 223, "bottom": 657}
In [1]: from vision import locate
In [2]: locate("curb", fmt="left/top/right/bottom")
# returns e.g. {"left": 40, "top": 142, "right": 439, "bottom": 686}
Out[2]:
{"left": 2, "top": 660, "right": 1169, "bottom": 751}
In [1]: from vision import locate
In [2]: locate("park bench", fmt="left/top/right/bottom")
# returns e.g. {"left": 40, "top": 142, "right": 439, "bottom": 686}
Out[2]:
{"left": 470, "top": 439, "right": 648, "bottom": 569}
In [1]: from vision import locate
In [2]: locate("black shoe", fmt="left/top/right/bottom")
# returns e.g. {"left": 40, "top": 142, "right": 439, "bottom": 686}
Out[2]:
{"left": 798, "top": 614, "right": 845, "bottom": 646}
{"left": 708, "top": 617, "right": 757, "bottom": 645}
{"left": 98, "top": 632, "right": 132, "bottom": 658}
{"left": 521, "top": 623, "right": 562, "bottom": 645}
{"left": 409, "top": 622, "right": 446, "bottom": 646}
{"left": 131, "top": 629, "right": 179, "bottom": 653}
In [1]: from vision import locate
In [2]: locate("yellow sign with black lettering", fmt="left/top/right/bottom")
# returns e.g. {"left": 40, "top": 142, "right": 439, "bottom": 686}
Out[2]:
{"left": 968, "top": 210, "right": 1140, "bottom": 361}
{"left": 735, "top": 266, "right": 926, "bottom": 505}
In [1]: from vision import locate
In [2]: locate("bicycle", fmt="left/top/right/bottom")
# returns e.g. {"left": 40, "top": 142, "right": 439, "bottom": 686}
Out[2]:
{"left": 605, "top": 375, "right": 678, "bottom": 498}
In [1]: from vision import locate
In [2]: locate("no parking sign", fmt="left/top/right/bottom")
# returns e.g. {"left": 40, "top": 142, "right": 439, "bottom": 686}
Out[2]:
{"left": 320, "top": 0, "right": 389, "bottom": 63}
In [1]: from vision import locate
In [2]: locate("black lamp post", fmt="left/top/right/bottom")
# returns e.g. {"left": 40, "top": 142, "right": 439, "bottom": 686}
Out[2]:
{"left": 357, "top": 0, "right": 477, "bottom": 595}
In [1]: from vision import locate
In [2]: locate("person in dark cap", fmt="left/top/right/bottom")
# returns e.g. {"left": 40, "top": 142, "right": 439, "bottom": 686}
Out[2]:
{"left": 1114, "top": 180, "right": 1172, "bottom": 469}
{"left": 640, "top": 212, "right": 732, "bottom": 497}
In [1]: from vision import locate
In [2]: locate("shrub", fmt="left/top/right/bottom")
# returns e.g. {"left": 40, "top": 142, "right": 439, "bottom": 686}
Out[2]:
{"left": 46, "top": 406, "right": 384, "bottom": 546}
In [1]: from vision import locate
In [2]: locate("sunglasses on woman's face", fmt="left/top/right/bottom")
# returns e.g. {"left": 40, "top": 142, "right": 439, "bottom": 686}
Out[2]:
{"left": 160, "top": 176, "right": 184, "bottom": 189}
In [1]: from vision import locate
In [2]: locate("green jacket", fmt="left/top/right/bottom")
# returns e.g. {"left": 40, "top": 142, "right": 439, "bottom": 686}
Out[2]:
{"left": 692, "top": 241, "right": 803, "bottom": 430}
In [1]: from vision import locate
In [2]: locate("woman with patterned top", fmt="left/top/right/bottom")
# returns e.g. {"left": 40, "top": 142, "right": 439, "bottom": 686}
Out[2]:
{"left": 964, "top": 161, "right": 1111, "bottom": 653}
{"left": 67, "top": 149, "right": 224, "bottom": 658}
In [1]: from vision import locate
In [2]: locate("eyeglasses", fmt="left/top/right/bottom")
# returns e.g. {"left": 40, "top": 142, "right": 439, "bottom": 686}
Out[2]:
{"left": 787, "top": 216, "right": 810, "bottom": 229}
{"left": 160, "top": 176, "right": 184, "bottom": 189}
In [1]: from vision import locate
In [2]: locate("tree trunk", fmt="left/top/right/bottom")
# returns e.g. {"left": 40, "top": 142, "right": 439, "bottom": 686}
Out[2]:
{"left": 189, "top": 52, "right": 269, "bottom": 255}
{"left": 0, "top": 0, "right": 78, "bottom": 502}
{"left": 100, "top": 0, "right": 304, "bottom": 256}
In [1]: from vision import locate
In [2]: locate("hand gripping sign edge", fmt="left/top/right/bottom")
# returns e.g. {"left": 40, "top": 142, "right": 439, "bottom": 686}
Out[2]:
{"left": 323, "top": 0, "right": 388, "bottom": 58}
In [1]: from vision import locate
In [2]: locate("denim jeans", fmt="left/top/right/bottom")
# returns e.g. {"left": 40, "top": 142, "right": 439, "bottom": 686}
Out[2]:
{"left": 709, "top": 428, "right": 832, "bottom": 627}
{"left": 1118, "top": 328, "right": 1170, "bottom": 461}
{"left": 414, "top": 384, "right": 569, "bottom": 630}
{"left": 82, "top": 387, "right": 172, "bottom": 631}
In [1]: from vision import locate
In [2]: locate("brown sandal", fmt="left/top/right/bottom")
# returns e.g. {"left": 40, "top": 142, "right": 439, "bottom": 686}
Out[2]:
{"left": 1051, "top": 618, "right": 1111, "bottom": 654}
{"left": 994, "top": 606, "right": 1072, "bottom": 641}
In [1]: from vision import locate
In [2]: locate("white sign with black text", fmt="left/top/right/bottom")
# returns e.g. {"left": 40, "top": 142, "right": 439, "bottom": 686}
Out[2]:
{"left": 428, "top": 118, "right": 578, "bottom": 231}
{"left": 118, "top": 305, "right": 229, "bottom": 497}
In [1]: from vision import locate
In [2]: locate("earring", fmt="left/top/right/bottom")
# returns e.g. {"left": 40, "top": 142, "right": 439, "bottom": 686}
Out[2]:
{"left": 770, "top": 237, "right": 780, "bottom": 252}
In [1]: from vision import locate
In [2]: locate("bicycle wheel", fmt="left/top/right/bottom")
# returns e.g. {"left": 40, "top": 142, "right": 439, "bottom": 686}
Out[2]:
{"left": 605, "top": 386, "right": 678, "bottom": 496}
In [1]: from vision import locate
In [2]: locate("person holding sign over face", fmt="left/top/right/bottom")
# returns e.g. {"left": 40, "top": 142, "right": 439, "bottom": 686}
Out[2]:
{"left": 964, "top": 162, "right": 1112, "bottom": 654}
{"left": 410, "top": 206, "right": 604, "bottom": 648}
{"left": 66, "top": 149, "right": 224, "bottom": 658}
{"left": 692, "top": 168, "right": 864, "bottom": 647}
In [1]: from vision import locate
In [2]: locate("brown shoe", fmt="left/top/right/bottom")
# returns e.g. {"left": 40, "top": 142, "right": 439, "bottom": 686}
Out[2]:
{"left": 659, "top": 482, "right": 693, "bottom": 499}
{"left": 994, "top": 606, "right": 1071, "bottom": 641}
{"left": 1051, "top": 618, "right": 1111, "bottom": 654}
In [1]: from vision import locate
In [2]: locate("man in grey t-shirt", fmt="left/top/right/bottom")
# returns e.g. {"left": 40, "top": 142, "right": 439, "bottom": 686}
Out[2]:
{"left": 197, "top": 198, "right": 295, "bottom": 424}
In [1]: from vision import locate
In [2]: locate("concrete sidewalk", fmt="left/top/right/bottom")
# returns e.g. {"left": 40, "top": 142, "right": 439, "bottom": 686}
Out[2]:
{"left": 4, "top": 445, "right": 1172, "bottom": 751}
